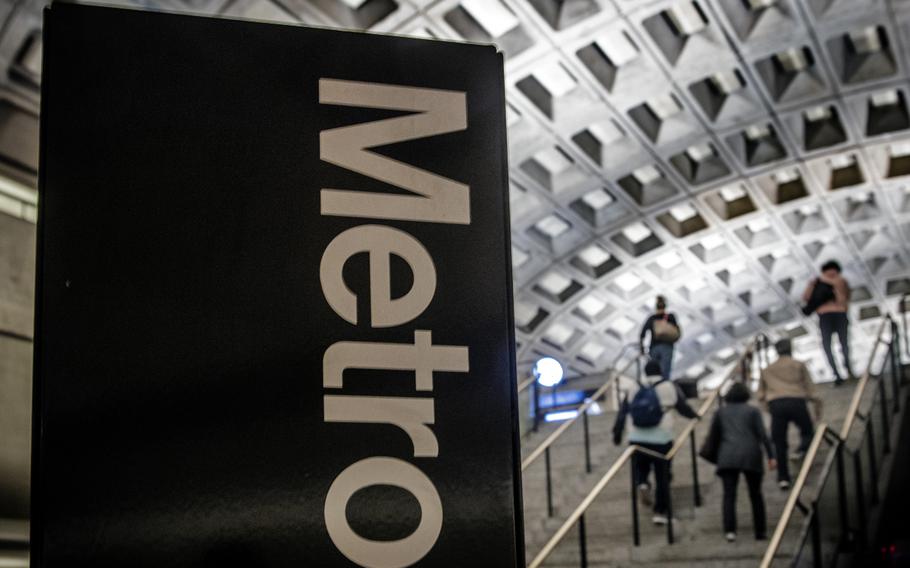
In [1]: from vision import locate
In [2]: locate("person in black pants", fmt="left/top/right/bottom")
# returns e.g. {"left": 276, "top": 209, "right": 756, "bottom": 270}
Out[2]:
{"left": 758, "top": 339, "right": 820, "bottom": 489}
{"left": 803, "top": 260, "right": 854, "bottom": 384}
{"left": 701, "top": 382, "right": 776, "bottom": 542}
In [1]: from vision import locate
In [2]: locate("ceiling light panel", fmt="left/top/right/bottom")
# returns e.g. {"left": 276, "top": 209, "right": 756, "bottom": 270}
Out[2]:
{"left": 5, "top": 0, "right": 910, "bottom": 384}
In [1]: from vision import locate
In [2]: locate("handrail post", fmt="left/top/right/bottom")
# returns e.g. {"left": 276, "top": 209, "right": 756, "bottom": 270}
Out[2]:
{"left": 811, "top": 503, "right": 822, "bottom": 568}
{"left": 583, "top": 410, "right": 592, "bottom": 474}
{"left": 891, "top": 319, "right": 901, "bottom": 414}
{"left": 868, "top": 418, "right": 880, "bottom": 505}
{"left": 853, "top": 450, "right": 867, "bottom": 554}
{"left": 665, "top": 458, "right": 675, "bottom": 545}
{"left": 690, "top": 429, "right": 701, "bottom": 507}
{"left": 545, "top": 447, "right": 554, "bottom": 518}
{"left": 879, "top": 377, "right": 891, "bottom": 455}
{"left": 630, "top": 457, "right": 640, "bottom": 547}
{"left": 578, "top": 513, "right": 588, "bottom": 568}
{"left": 835, "top": 445, "right": 850, "bottom": 550}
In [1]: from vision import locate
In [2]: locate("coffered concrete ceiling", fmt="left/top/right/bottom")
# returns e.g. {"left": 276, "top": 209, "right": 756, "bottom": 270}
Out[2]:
{"left": 1, "top": 0, "right": 908, "bottom": 383}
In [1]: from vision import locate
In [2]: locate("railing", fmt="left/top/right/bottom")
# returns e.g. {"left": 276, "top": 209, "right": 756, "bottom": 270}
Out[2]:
{"left": 528, "top": 334, "right": 769, "bottom": 568}
{"left": 521, "top": 343, "right": 640, "bottom": 518}
{"left": 759, "top": 315, "right": 904, "bottom": 568}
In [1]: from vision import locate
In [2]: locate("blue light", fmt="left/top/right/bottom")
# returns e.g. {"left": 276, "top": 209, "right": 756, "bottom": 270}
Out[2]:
{"left": 544, "top": 410, "right": 578, "bottom": 422}
{"left": 534, "top": 357, "right": 564, "bottom": 387}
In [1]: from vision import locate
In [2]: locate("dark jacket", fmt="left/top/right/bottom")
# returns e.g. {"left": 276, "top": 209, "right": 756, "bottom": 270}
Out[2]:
{"left": 702, "top": 402, "right": 774, "bottom": 473}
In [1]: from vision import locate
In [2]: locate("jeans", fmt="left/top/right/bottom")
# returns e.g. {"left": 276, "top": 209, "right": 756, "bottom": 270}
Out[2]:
{"left": 819, "top": 312, "right": 852, "bottom": 381}
{"left": 632, "top": 441, "right": 673, "bottom": 514}
{"left": 719, "top": 469, "right": 766, "bottom": 537}
{"left": 649, "top": 342, "right": 674, "bottom": 381}
{"left": 769, "top": 398, "right": 815, "bottom": 482}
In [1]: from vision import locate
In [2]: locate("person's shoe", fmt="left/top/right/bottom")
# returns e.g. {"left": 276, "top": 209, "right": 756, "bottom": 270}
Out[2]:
{"left": 725, "top": 532, "right": 737, "bottom": 542}
{"left": 779, "top": 480, "right": 791, "bottom": 490}
{"left": 791, "top": 450, "right": 807, "bottom": 461}
{"left": 652, "top": 514, "right": 669, "bottom": 525}
{"left": 755, "top": 534, "right": 767, "bottom": 541}
{"left": 638, "top": 483, "right": 653, "bottom": 507}
{"left": 832, "top": 378, "right": 845, "bottom": 388}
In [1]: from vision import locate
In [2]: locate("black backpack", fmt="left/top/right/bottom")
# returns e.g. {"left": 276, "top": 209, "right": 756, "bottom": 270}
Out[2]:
{"left": 629, "top": 379, "right": 668, "bottom": 427}
{"left": 801, "top": 280, "right": 835, "bottom": 315}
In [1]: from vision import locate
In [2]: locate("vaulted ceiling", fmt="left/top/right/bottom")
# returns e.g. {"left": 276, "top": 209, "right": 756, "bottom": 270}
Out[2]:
{"left": 1, "top": 0, "right": 908, "bottom": 383}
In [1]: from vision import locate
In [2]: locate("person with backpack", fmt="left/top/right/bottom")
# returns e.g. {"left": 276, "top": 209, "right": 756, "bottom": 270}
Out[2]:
{"left": 640, "top": 295, "right": 681, "bottom": 381}
{"left": 613, "top": 360, "right": 698, "bottom": 525}
{"left": 758, "top": 339, "right": 821, "bottom": 489}
{"left": 699, "top": 382, "right": 776, "bottom": 543}
{"left": 802, "top": 260, "right": 854, "bottom": 385}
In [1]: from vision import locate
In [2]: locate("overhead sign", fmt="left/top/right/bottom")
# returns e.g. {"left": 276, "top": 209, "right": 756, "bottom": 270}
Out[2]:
{"left": 34, "top": 4, "right": 522, "bottom": 566}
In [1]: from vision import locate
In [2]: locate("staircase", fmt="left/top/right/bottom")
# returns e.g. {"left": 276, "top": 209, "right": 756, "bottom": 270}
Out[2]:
{"left": 520, "top": 372, "right": 861, "bottom": 567}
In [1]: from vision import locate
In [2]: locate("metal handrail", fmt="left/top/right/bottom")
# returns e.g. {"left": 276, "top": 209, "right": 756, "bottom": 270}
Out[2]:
{"left": 528, "top": 337, "right": 762, "bottom": 568}
{"left": 521, "top": 351, "right": 639, "bottom": 471}
{"left": 517, "top": 375, "right": 535, "bottom": 394}
{"left": 759, "top": 315, "right": 894, "bottom": 568}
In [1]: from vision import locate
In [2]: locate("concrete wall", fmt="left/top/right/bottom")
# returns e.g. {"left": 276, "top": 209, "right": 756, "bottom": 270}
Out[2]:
{"left": 0, "top": 211, "right": 34, "bottom": 519}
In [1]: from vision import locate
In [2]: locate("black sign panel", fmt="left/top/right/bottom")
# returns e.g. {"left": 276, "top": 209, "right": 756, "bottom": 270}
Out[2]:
{"left": 34, "top": 4, "right": 522, "bottom": 566}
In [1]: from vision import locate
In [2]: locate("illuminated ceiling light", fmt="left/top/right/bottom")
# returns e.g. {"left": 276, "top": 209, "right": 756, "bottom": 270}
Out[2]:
{"left": 632, "top": 165, "right": 661, "bottom": 185}
{"left": 578, "top": 341, "right": 606, "bottom": 362}
{"left": 535, "top": 62, "right": 577, "bottom": 98}
{"left": 656, "top": 251, "right": 683, "bottom": 269}
{"left": 512, "top": 245, "right": 530, "bottom": 269}
{"left": 533, "top": 356, "right": 565, "bottom": 387}
{"left": 534, "top": 214, "right": 571, "bottom": 238}
{"left": 798, "top": 204, "right": 819, "bottom": 216}
{"left": 727, "top": 261, "right": 748, "bottom": 274}
{"left": 543, "top": 322, "right": 575, "bottom": 347}
{"left": 576, "top": 294, "right": 608, "bottom": 318}
{"left": 538, "top": 270, "right": 572, "bottom": 295}
{"left": 746, "top": 0, "right": 776, "bottom": 8}
{"left": 588, "top": 121, "right": 624, "bottom": 146}
{"left": 774, "top": 168, "right": 800, "bottom": 184}
{"left": 615, "top": 272, "right": 643, "bottom": 292}
{"left": 872, "top": 89, "right": 899, "bottom": 107}
{"left": 610, "top": 315, "right": 637, "bottom": 335}
{"left": 746, "top": 123, "right": 771, "bottom": 140}
{"left": 830, "top": 154, "right": 855, "bottom": 169}
{"left": 848, "top": 26, "right": 883, "bottom": 54}
{"left": 461, "top": 0, "right": 519, "bottom": 38}
{"left": 534, "top": 146, "right": 573, "bottom": 174}
{"left": 581, "top": 188, "right": 614, "bottom": 210}
{"left": 686, "top": 143, "right": 713, "bottom": 162}
{"left": 667, "top": 2, "right": 707, "bottom": 36}
{"left": 710, "top": 69, "right": 744, "bottom": 94}
{"left": 804, "top": 105, "right": 831, "bottom": 122}
{"left": 578, "top": 244, "right": 610, "bottom": 267}
{"left": 669, "top": 203, "right": 698, "bottom": 222}
{"left": 646, "top": 94, "right": 681, "bottom": 120}
{"left": 775, "top": 47, "right": 809, "bottom": 72}
{"left": 720, "top": 185, "right": 747, "bottom": 202}
{"left": 621, "top": 222, "right": 652, "bottom": 243}
{"left": 701, "top": 234, "right": 726, "bottom": 250}
{"left": 747, "top": 218, "right": 771, "bottom": 233}
{"left": 595, "top": 31, "right": 638, "bottom": 67}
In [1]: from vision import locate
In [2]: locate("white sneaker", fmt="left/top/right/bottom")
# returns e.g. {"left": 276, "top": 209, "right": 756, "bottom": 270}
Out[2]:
{"left": 652, "top": 514, "right": 669, "bottom": 525}
{"left": 725, "top": 532, "right": 737, "bottom": 542}
{"left": 638, "top": 483, "right": 653, "bottom": 507}
{"left": 779, "top": 480, "right": 791, "bottom": 490}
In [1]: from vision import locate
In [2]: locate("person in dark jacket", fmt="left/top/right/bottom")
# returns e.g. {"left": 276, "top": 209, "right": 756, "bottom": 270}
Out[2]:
{"left": 640, "top": 295, "right": 681, "bottom": 381}
{"left": 702, "top": 382, "right": 776, "bottom": 542}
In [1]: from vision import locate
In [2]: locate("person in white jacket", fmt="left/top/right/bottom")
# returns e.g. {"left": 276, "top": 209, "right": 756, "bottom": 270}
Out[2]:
{"left": 613, "top": 360, "right": 698, "bottom": 524}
